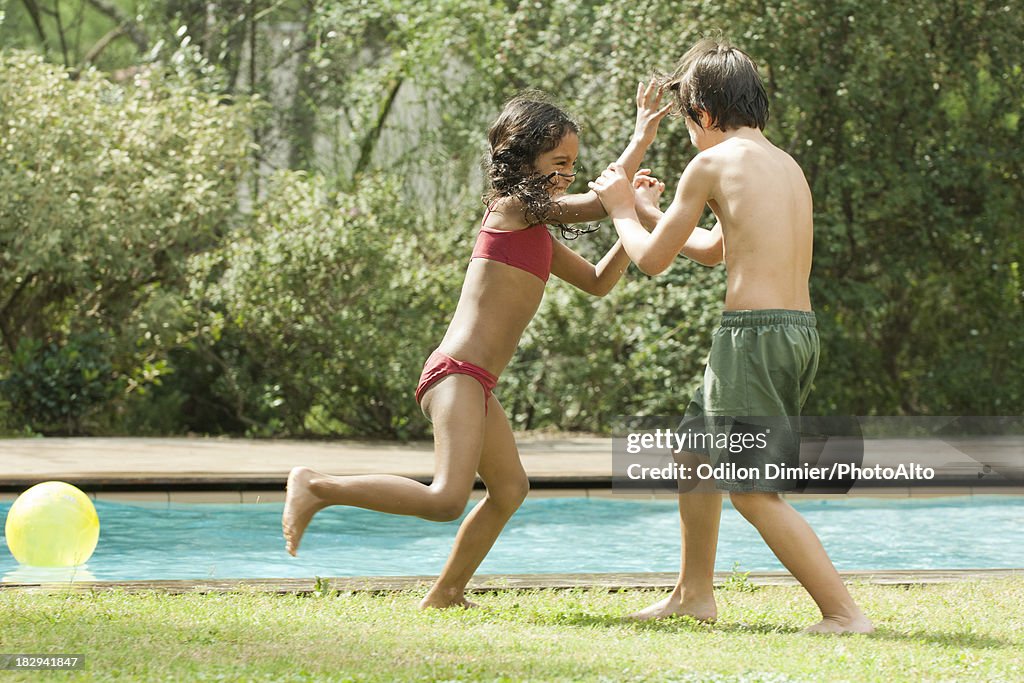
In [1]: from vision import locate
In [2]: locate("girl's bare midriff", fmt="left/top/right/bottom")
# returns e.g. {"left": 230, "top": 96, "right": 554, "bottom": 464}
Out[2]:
{"left": 435, "top": 259, "right": 546, "bottom": 376}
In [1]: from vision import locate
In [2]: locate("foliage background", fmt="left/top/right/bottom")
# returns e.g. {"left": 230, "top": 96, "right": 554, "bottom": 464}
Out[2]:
{"left": 1, "top": 0, "right": 1021, "bottom": 437}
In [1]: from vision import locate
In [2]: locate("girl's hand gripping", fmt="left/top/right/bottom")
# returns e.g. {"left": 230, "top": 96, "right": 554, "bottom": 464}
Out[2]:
{"left": 633, "top": 170, "right": 665, "bottom": 228}
{"left": 588, "top": 163, "right": 635, "bottom": 216}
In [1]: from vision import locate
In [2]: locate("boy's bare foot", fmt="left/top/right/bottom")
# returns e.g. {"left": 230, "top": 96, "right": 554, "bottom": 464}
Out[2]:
{"left": 802, "top": 613, "right": 874, "bottom": 635}
{"left": 282, "top": 466, "right": 327, "bottom": 556}
{"left": 625, "top": 592, "right": 717, "bottom": 622}
{"left": 418, "top": 594, "right": 482, "bottom": 610}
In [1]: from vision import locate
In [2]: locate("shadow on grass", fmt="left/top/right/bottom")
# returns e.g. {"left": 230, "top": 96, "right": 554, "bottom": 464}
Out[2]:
{"left": 865, "top": 626, "right": 1016, "bottom": 650}
{"left": 629, "top": 621, "right": 1018, "bottom": 647}
{"left": 522, "top": 612, "right": 1018, "bottom": 647}
{"left": 699, "top": 621, "right": 798, "bottom": 635}
{"left": 526, "top": 610, "right": 723, "bottom": 632}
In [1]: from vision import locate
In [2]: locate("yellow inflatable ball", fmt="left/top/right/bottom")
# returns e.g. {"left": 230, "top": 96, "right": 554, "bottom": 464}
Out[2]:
{"left": 4, "top": 481, "right": 100, "bottom": 567}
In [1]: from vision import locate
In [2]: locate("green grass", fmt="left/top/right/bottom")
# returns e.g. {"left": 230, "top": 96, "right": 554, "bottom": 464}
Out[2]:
{"left": 1, "top": 580, "right": 1022, "bottom": 682}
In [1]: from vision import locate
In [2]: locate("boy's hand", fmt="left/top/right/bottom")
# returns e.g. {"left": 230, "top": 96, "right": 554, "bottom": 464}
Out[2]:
{"left": 589, "top": 163, "right": 635, "bottom": 216}
{"left": 633, "top": 81, "right": 673, "bottom": 147}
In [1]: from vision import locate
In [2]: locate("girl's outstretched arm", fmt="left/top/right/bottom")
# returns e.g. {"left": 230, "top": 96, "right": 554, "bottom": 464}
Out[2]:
{"left": 546, "top": 82, "right": 671, "bottom": 225}
{"left": 549, "top": 170, "right": 655, "bottom": 224}
{"left": 549, "top": 238, "right": 631, "bottom": 297}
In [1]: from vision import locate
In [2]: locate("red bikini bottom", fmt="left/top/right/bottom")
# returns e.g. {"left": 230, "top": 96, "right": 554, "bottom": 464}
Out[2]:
{"left": 415, "top": 350, "right": 498, "bottom": 413}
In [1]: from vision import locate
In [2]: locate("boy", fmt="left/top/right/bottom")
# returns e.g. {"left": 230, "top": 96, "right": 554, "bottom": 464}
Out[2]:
{"left": 589, "top": 38, "right": 873, "bottom": 634}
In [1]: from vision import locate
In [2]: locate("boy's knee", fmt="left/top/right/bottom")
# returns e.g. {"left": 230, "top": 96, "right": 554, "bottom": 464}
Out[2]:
{"left": 490, "top": 476, "right": 530, "bottom": 512}
{"left": 729, "top": 491, "right": 781, "bottom": 518}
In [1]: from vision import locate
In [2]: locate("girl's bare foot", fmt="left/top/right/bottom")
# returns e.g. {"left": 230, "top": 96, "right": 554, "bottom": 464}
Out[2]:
{"left": 282, "top": 467, "right": 327, "bottom": 556}
{"left": 802, "top": 612, "right": 874, "bottom": 635}
{"left": 625, "top": 592, "right": 717, "bottom": 622}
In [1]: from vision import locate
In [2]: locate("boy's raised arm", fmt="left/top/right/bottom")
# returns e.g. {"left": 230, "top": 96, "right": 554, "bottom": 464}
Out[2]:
{"left": 681, "top": 222, "right": 723, "bottom": 266}
{"left": 590, "top": 154, "right": 715, "bottom": 275}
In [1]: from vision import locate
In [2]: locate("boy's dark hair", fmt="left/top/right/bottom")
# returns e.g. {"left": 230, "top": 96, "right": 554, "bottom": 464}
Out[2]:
{"left": 483, "top": 93, "right": 593, "bottom": 238}
{"left": 662, "top": 37, "right": 769, "bottom": 131}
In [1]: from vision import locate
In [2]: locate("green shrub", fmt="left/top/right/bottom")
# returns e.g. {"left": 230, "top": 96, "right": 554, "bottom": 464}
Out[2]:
{"left": 0, "top": 331, "right": 117, "bottom": 434}
{"left": 178, "top": 187, "right": 727, "bottom": 437}
{"left": 0, "top": 50, "right": 252, "bottom": 433}
{"left": 3, "top": 0, "right": 1022, "bottom": 436}
{"left": 186, "top": 171, "right": 461, "bottom": 438}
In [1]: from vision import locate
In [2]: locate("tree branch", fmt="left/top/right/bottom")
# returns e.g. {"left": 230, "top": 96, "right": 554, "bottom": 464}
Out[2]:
{"left": 83, "top": 0, "right": 148, "bottom": 53}
{"left": 19, "top": 0, "right": 50, "bottom": 53}
{"left": 53, "top": 0, "right": 71, "bottom": 68}
{"left": 353, "top": 76, "right": 404, "bottom": 179}
{"left": 80, "top": 22, "right": 127, "bottom": 66}
{"left": 0, "top": 273, "right": 38, "bottom": 356}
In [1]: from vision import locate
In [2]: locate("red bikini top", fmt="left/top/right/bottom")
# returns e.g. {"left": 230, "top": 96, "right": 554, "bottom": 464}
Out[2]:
{"left": 470, "top": 208, "right": 553, "bottom": 283}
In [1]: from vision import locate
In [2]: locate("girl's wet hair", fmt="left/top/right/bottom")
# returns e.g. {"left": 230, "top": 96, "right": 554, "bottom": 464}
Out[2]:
{"left": 659, "top": 36, "right": 769, "bottom": 131}
{"left": 483, "top": 93, "right": 597, "bottom": 239}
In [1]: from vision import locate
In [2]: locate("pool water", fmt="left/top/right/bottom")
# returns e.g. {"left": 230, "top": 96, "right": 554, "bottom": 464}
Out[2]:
{"left": 1, "top": 496, "right": 1022, "bottom": 582}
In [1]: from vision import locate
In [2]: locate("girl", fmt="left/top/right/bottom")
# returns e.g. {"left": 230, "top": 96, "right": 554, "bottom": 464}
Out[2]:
{"left": 282, "top": 84, "right": 670, "bottom": 609}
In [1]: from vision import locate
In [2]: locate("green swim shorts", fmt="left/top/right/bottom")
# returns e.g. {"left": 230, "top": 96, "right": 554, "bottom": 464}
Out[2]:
{"left": 680, "top": 309, "right": 820, "bottom": 492}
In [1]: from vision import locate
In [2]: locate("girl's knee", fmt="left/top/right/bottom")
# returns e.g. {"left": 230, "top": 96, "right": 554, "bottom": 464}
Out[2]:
{"left": 424, "top": 488, "right": 471, "bottom": 522}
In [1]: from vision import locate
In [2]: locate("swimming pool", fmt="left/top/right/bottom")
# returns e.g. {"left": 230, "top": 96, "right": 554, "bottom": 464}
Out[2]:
{"left": 2, "top": 496, "right": 1022, "bottom": 582}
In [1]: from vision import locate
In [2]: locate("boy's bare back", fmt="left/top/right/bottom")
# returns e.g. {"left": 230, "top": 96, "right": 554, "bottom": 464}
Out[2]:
{"left": 699, "top": 129, "right": 813, "bottom": 311}
{"left": 591, "top": 37, "right": 815, "bottom": 312}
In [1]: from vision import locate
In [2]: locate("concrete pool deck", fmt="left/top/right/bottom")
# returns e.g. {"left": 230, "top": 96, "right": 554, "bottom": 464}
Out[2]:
{"left": 1, "top": 434, "right": 1022, "bottom": 501}
{"left": 0, "top": 434, "right": 611, "bottom": 500}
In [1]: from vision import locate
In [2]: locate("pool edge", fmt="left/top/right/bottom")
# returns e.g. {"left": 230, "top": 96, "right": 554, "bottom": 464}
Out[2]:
{"left": 2, "top": 568, "right": 1021, "bottom": 594}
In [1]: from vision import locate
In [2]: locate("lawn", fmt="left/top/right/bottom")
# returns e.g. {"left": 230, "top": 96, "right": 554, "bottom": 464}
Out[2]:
{"left": 1, "top": 579, "right": 1022, "bottom": 682}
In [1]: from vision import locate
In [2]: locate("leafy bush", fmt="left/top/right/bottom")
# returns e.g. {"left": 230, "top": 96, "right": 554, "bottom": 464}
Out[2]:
{"left": 2, "top": 0, "right": 1022, "bottom": 436}
{"left": 185, "top": 171, "right": 461, "bottom": 438}
{"left": 0, "top": 50, "right": 251, "bottom": 434}
{"left": 0, "top": 331, "right": 117, "bottom": 434}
